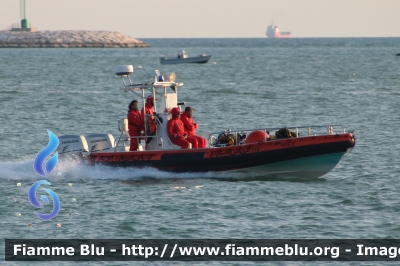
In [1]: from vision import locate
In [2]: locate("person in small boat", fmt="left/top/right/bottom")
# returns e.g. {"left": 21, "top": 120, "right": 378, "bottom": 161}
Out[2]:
{"left": 127, "top": 100, "right": 143, "bottom": 151}
{"left": 141, "top": 94, "right": 157, "bottom": 143}
{"left": 167, "top": 107, "right": 198, "bottom": 149}
{"left": 180, "top": 106, "right": 207, "bottom": 148}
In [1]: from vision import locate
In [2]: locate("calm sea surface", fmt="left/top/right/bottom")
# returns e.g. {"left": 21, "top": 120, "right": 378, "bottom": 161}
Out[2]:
{"left": 1, "top": 38, "right": 400, "bottom": 265}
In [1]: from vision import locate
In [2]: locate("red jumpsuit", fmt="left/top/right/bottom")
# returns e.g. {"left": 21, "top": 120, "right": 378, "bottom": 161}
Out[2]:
{"left": 127, "top": 109, "right": 143, "bottom": 151}
{"left": 141, "top": 102, "right": 156, "bottom": 134}
{"left": 167, "top": 117, "right": 198, "bottom": 149}
{"left": 141, "top": 102, "right": 154, "bottom": 117}
{"left": 180, "top": 113, "right": 207, "bottom": 148}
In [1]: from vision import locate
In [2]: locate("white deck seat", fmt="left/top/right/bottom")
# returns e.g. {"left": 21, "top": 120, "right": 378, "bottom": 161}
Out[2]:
{"left": 118, "top": 118, "right": 129, "bottom": 132}
{"left": 114, "top": 118, "right": 132, "bottom": 151}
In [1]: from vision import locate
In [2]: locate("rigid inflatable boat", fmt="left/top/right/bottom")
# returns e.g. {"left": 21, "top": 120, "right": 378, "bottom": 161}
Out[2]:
{"left": 56, "top": 65, "right": 355, "bottom": 178}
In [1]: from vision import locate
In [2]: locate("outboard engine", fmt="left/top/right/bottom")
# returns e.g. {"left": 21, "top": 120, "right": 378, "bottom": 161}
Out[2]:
{"left": 57, "top": 135, "right": 89, "bottom": 158}
{"left": 86, "top": 134, "right": 115, "bottom": 153}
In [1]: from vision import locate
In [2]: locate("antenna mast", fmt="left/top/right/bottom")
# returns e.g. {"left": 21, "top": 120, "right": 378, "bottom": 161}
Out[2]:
{"left": 20, "top": 0, "right": 26, "bottom": 19}
{"left": 20, "top": 0, "right": 28, "bottom": 28}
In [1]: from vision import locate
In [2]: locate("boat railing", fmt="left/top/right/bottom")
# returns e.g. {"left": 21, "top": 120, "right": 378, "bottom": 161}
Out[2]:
{"left": 114, "top": 124, "right": 347, "bottom": 150}
{"left": 113, "top": 135, "right": 164, "bottom": 152}
{"left": 113, "top": 115, "right": 175, "bottom": 151}
{"left": 207, "top": 125, "right": 347, "bottom": 148}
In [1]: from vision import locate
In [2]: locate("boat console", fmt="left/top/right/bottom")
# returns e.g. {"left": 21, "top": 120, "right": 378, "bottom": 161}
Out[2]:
{"left": 57, "top": 64, "right": 187, "bottom": 155}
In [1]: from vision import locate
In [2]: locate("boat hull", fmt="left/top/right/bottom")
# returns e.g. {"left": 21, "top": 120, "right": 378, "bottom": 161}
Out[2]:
{"left": 160, "top": 55, "right": 212, "bottom": 65}
{"left": 236, "top": 152, "right": 345, "bottom": 178}
{"left": 273, "top": 32, "right": 291, "bottom": 38}
{"left": 266, "top": 32, "right": 291, "bottom": 38}
{"left": 88, "top": 133, "right": 355, "bottom": 178}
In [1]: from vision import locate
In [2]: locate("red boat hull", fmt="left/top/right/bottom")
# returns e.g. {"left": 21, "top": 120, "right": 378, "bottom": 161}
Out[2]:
{"left": 87, "top": 133, "right": 355, "bottom": 176}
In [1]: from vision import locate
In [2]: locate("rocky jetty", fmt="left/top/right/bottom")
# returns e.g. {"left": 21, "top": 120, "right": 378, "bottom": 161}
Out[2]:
{"left": 0, "top": 30, "right": 150, "bottom": 48}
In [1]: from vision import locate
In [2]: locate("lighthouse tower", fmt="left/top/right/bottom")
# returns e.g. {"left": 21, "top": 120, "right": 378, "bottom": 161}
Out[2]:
{"left": 11, "top": 0, "right": 37, "bottom": 32}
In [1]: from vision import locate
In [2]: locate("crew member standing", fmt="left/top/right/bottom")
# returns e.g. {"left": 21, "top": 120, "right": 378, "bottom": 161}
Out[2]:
{"left": 167, "top": 107, "right": 198, "bottom": 149}
{"left": 141, "top": 95, "right": 156, "bottom": 117}
{"left": 141, "top": 95, "right": 157, "bottom": 141}
{"left": 127, "top": 100, "right": 143, "bottom": 151}
{"left": 180, "top": 106, "right": 207, "bottom": 148}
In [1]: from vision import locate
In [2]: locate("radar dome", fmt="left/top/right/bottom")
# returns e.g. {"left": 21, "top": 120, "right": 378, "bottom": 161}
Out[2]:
{"left": 115, "top": 65, "right": 133, "bottom": 76}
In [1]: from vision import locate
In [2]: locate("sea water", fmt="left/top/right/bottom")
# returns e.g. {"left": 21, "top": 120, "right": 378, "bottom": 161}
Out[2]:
{"left": 1, "top": 38, "right": 400, "bottom": 265}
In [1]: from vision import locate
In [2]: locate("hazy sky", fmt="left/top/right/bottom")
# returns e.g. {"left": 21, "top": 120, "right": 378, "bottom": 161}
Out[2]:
{"left": 1, "top": 0, "right": 399, "bottom": 38}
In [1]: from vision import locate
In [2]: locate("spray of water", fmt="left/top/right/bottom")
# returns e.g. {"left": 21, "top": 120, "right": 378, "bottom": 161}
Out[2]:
{"left": 0, "top": 157, "right": 248, "bottom": 181}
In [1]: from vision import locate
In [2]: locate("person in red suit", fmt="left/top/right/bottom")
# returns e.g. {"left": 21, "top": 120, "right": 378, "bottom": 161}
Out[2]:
{"left": 180, "top": 106, "right": 207, "bottom": 148}
{"left": 141, "top": 95, "right": 157, "bottom": 143}
{"left": 141, "top": 94, "right": 156, "bottom": 117}
{"left": 127, "top": 100, "right": 143, "bottom": 151}
{"left": 167, "top": 107, "right": 198, "bottom": 149}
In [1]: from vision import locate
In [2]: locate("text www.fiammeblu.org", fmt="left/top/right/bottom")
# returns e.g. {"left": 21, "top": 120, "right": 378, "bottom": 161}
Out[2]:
{"left": 122, "top": 244, "right": 341, "bottom": 258}
{"left": 121, "top": 244, "right": 400, "bottom": 259}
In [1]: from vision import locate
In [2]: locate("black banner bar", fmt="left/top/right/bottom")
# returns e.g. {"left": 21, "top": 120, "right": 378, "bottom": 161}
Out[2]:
{"left": 6, "top": 239, "right": 400, "bottom": 261}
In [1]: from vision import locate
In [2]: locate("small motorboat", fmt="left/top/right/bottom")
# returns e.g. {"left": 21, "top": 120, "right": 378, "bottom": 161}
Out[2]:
{"left": 160, "top": 50, "right": 211, "bottom": 65}
{"left": 56, "top": 65, "right": 356, "bottom": 178}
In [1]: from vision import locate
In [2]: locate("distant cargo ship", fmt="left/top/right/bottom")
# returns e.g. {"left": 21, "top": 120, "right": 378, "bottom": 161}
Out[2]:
{"left": 266, "top": 23, "right": 291, "bottom": 38}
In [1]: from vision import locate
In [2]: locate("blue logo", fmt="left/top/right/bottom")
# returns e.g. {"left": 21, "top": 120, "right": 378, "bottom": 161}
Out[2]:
{"left": 33, "top": 130, "right": 59, "bottom": 176}
{"left": 28, "top": 180, "right": 61, "bottom": 220}
{"left": 30, "top": 130, "right": 61, "bottom": 220}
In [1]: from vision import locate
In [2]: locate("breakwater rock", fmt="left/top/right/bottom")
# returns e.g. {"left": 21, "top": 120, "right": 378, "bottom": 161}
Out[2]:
{"left": 0, "top": 30, "right": 150, "bottom": 48}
